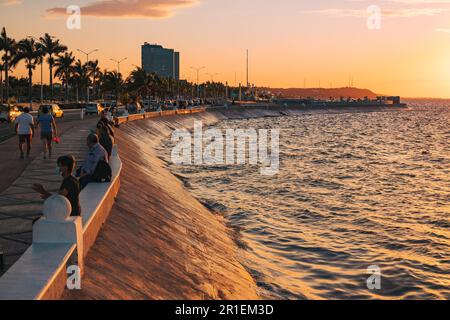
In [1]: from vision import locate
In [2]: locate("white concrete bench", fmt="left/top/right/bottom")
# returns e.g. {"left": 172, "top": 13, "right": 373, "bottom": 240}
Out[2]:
{"left": 0, "top": 146, "right": 122, "bottom": 300}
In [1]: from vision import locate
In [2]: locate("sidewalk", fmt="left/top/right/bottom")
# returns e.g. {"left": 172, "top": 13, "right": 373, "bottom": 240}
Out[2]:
{"left": 0, "top": 118, "right": 97, "bottom": 275}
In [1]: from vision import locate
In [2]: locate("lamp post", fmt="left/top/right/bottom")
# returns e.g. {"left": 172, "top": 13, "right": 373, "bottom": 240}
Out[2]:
{"left": 77, "top": 49, "right": 98, "bottom": 102}
{"left": 206, "top": 73, "right": 218, "bottom": 99}
{"left": 110, "top": 57, "right": 128, "bottom": 76}
{"left": 190, "top": 66, "right": 205, "bottom": 98}
{"left": 110, "top": 57, "right": 127, "bottom": 103}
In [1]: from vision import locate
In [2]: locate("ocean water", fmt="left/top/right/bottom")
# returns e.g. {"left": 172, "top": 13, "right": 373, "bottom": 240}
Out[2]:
{"left": 161, "top": 105, "right": 450, "bottom": 300}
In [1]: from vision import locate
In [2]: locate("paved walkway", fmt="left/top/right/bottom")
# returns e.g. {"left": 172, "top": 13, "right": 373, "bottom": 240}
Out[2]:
{"left": 0, "top": 118, "right": 97, "bottom": 275}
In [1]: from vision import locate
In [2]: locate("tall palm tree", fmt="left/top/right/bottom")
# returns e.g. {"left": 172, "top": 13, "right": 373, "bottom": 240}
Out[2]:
{"left": 0, "top": 61, "right": 4, "bottom": 103}
{"left": 54, "top": 52, "right": 75, "bottom": 102}
{"left": 101, "top": 70, "right": 123, "bottom": 101}
{"left": 13, "top": 37, "right": 42, "bottom": 106}
{"left": 71, "top": 59, "right": 89, "bottom": 102}
{"left": 126, "top": 67, "right": 149, "bottom": 98}
{"left": 87, "top": 59, "right": 101, "bottom": 101}
{"left": 39, "top": 33, "right": 67, "bottom": 101}
{"left": 0, "top": 28, "right": 16, "bottom": 104}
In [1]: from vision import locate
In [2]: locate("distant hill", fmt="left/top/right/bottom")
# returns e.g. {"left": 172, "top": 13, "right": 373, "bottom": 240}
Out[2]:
{"left": 267, "top": 87, "right": 379, "bottom": 99}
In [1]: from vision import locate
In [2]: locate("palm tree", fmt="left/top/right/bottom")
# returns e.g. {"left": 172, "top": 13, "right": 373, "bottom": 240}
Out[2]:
{"left": 0, "top": 28, "right": 16, "bottom": 103}
{"left": 54, "top": 52, "right": 75, "bottom": 102}
{"left": 0, "top": 61, "right": 4, "bottom": 103}
{"left": 126, "top": 67, "right": 149, "bottom": 99}
{"left": 71, "top": 59, "right": 89, "bottom": 103}
{"left": 39, "top": 33, "right": 67, "bottom": 101}
{"left": 87, "top": 59, "right": 101, "bottom": 101}
{"left": 13, "top": 37, "right": 42, "bottom": 106}
{"left": 101, "top": 70, "right": 123, "bottom": 101}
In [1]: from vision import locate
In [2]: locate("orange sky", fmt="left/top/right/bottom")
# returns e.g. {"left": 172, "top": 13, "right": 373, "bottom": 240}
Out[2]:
{"left": 2, "top": 0, "right": 450, "bottom": 97}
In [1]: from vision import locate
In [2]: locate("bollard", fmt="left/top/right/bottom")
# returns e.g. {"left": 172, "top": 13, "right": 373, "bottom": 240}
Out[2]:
{"left": 33, "top": 195, "right": 84, "bottom": 272}
{"left": 0, "top": 252, "right": 3, "bottom": 270}
{"left": 80, "top": 108, "right": 85, "bottom": 120}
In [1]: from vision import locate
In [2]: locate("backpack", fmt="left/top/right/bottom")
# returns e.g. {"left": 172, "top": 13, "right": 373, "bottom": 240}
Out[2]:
{"left": 92, "top": 160, "right": 112, "bottom": 183}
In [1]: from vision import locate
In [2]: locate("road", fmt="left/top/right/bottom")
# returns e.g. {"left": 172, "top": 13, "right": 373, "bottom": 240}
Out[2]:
{"left": 0, "top": 109, "right": 85, "bottom": 143}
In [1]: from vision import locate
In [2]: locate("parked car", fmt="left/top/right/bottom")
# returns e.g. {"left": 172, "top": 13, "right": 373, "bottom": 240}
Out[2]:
{"left": 38, "top": 104, "right": 64, "bottom": 118}
{"left": 85, "top": 103, "right": 104, "bottom": 116}
{"left": 0, "top": 104, "right": 22, "bottom": 123}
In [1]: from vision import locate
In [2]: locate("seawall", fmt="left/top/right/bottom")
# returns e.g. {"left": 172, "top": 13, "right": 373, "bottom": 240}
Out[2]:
{"left": 63, "top": 105, "right": 407, "bottom": 300}
{"left": 63, "top": 111, "right": 260, "bottom": 300}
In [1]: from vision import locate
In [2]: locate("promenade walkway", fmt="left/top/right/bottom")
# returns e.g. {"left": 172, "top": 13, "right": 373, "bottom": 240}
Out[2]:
{"left": 0, "top": 118, "right": 97, "bottom": 275}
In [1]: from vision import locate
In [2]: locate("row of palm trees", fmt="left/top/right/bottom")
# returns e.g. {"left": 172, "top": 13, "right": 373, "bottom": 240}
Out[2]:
{"left": 0, "top": 27, "right": 228, "bottom": 105}
{"left": 0, "top": 28, "right": 68, "bottom": 103}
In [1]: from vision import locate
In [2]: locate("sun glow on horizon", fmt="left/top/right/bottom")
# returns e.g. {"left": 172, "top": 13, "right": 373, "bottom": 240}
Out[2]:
{"left": 2, "top": 0, "right": 450, "bottom": 98}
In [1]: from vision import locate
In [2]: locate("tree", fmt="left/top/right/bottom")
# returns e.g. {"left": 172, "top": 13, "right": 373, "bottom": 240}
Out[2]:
{"left": 0, "top": 61, "right": 3, "bottom": 103}
{"left": 126, "top": 67, "right": 151, "bottom": 99}
{"left": 87, "top": 59, "right": 101, "bottom": 101}
{"left": 101, "top": 70, "right": 123, "bottom": 101}
{"left": 71, "top": 59, "right": 89, "bottom": 102}
{"left": 0, "top": 27, "right": 16, "bottom": 104}
{"left": 13, "top": 38, "right": 42, "bottom": 106}
{"left": 54, "top": 52, "right": 75, "bottom": 102}
{"left": 39, "top": 33, "right": 67, "bottom": 101}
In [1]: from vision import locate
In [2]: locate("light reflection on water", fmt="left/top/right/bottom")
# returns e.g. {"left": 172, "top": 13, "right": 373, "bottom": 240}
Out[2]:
{"left": 161, "top": 106, "right": 450, "bottom": 300}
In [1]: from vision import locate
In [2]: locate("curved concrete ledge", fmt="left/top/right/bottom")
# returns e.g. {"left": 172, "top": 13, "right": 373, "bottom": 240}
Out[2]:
{"left": 0, "top": 146, "right": 122, "bottom": 300}
{"left": 114, "top": 107, "right": 207, "bottom": 125}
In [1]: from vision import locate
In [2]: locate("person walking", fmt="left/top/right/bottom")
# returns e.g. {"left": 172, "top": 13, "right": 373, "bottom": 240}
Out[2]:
{"left": 14, "top": 107, "right": 35, "bottom": 159}
{"left": 36, "top": 106, "right": 58, "bottom": 159}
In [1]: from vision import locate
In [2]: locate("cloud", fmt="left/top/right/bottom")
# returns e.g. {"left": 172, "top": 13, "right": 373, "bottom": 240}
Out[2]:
{"left": 435, "top": 28, "right": 450, "bottom": 33}
{"left": 1, "top": 0, "right": 21, "bottom": 5}
{"left": 46, "top": 0, "right": 198, "bottom": 19}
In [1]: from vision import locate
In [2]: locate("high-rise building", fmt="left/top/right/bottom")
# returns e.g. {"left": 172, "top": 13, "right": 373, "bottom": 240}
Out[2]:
{"left": 141, "top": 43, "right": 180, "bottom": 80}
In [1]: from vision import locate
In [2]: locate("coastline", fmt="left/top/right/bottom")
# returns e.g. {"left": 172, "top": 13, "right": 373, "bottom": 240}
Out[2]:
{"left": 62, "top": 105, "right": 409, "bottom": 300}
{"left": 63, "top": 111, "right": 259, "bottom": 300}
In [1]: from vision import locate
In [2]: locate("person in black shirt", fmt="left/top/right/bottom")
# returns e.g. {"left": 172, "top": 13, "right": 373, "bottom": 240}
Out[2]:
{"left": 32, "top": 155, "right": 81, "bottom": 217}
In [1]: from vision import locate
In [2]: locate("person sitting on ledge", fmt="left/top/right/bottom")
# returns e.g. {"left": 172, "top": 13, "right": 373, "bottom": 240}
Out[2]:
{"left": 98, "top": 111, "right": 115, "bottom": 137}
{"left": 96, "top": 122, "right": 114, "bottom": 160}
{"left": 76, "top": 133, "right": 109, "bottom": 189}
{"left": 32, "top": 155, "right": 81, "bottom": 217}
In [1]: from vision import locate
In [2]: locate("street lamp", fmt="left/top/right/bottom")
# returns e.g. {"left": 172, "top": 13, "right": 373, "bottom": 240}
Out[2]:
{"left": 110, "top": 57, "right": 128, "bottom": 102}
{"left": 206, "top": 73, "right": 219, "bottom": 100}
{"left": 110, "top": 57, "right": 128, "bottom": 76}
{"left": 206, "top": 73, "right": 218, "bottom": 82}
{"left": 190, "top": 66, "right": 205, "bottom": 98}
{"left": 77, "top": 48, "right": 99, "bottom": 102}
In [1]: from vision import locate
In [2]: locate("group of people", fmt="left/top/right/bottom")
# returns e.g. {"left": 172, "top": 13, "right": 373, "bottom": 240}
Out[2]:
{"left": 14, "top": 106, "right": 58, "bottom": 160}
{"left": 23, "top": 110, "right": 116, "bottom": 218}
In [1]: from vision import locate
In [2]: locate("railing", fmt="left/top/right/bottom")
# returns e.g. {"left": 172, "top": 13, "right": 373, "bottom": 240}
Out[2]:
{"left": 0, "top": 146, "right": 122, "bottom": 300}
{"left": 114, "top": 107, "right": 207, "bottom": 126}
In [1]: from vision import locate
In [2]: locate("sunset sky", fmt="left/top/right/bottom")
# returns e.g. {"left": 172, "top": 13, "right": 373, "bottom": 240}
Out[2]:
{"left": 2, "top": 0, "right": 450, "bottom": 97}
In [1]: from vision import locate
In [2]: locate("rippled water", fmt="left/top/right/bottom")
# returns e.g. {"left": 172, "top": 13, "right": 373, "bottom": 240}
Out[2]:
{"left": 162, "top": 106, "right": 450, "bottom": 300}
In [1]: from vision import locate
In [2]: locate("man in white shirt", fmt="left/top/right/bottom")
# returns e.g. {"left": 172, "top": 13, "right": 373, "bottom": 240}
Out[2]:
{"left": 14, "top": 107, "right": 35, "bottom": 159}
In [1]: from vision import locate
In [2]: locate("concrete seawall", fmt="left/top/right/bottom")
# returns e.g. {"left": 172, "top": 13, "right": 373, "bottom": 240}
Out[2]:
{"left": 63, "top": 111, "right": 260, "bottom": 300}
{"left": 63, "top": 105, "right": 408, "bottom": 300}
